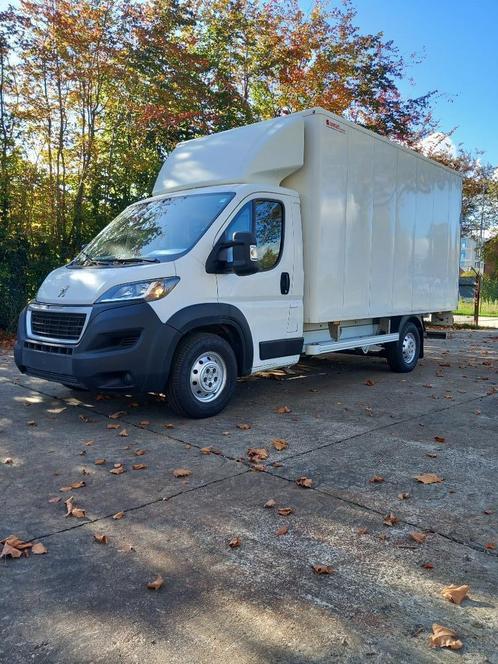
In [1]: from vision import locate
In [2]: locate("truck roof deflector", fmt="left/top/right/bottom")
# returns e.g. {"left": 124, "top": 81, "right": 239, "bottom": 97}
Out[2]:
{"left": 152, "top": 116, "right": 305, "bottom": 195}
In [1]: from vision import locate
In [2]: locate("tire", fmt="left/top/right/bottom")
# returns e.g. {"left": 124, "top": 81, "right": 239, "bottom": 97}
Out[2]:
{"left": 385, "top": 322, "right": 421, "bottom": 373}
{"left": 167, "top": 332, "right": 237, "bottom": 418}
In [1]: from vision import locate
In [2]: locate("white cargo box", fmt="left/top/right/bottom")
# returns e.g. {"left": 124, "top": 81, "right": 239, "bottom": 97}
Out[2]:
{"left": 283, "top": 109, "right": 462, "bottom": 324}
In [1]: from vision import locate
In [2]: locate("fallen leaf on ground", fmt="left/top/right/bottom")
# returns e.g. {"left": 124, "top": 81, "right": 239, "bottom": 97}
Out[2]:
{"left": 32, "top": 542, "right": 47, "bottom": 554}
{"left": 484, "top": 542, "right": 496, "bottom": 550}
{"left": 110, "top": 464, "right": 126, "bottom": 475}
{"left": 139, "top": 420, "right": 150, "bottom": 427}
{"left": 94, "top": 534, "right": 108, "bottom": 544}
{"left": 228, "top": 536, "right": 241, "bottom": 548}
{"left": 483, "top": 509, "right": 494, "bottom": 515}
{"left": 237, "top": 423, "right": 251, "bottom": 430}
{"left": 84, "top": 440, "right": 95, "bottom": 446}
{"left": 247, "top": 447, "right": 269, "bottom": 462}
{"left": 434, "top": 436, "right": 446, "bottom": 443}
{"left": 441, "top": 584, "right": 470, "bottom": 605}
{"left": 3, "top": 458, "right": 13, "bottom": 465}
{"left": 422, "top": 383, "right": 433, "bottom": 389}
{"left": 119, "top": 429, "right": 128, "bottom": 437}
{"left": 296, "top": 476, "right": 313, "bottom": 488}
{"left": 414, "top": 473, "right": 443, "bottom": 484}
{"left": 272, "top": 438, "right": 288, "bottom": 451}
{"left": 109, "top": 411, "right": 126, "bottom": 419}
{"left": 430, "top": 624, "right": 463, "bottom": 650}
{"left": 0, "top": 542, "right": 22, "bottom": 558}
{"left": 383, "top": 512, "right": 399, "bottom": 526}
{"left": 65, "top": 497, "right": 86, "bottom": 518}
{"left": 134, "top": 449, "right": 145, "bottom": 456}
{"left": 357, "top": 527, "right": 369, "bottom": 535}
{"left": 113, "top": 511, "right": 125, "bottom": 520}
{"left": 426, "top": 453, "right": 438, "bottom": 458}
{"left": 364, "top": 379, "right": 375, "bottom": 386}
{"left": 200, "top": 447, "right": 212, "bottom": 455}
{"left": 132, "top": 463, "right": 147, "bottom": 470}
{"left": 410, "top": 531, "right": 427, "bottom": 544}
{"left": 421, "top": 562, "right": 434, "bottom": 569}
{"left": 106, "top": 423, "right": 120, "bottom": 430}
{"left": 163, "top": 423, "right": 175, "bottom": 429}
{"left": 369, "top": 475, "right": 384, "bottom": 483}
{"left": 94, "top": 459, "right": 106, "bottom": 465}
{"left": 311, "top": 564, "right": 334, "bottom": 575}
{"left": 275, "top": 525, "right": 289, "bottom": 536}
{"left": 147, "top": 574, "right": 164, "bottom": 590}
{"left": 251, "top": 463, "right": 267, "bottom": 472}
{"left": 264, "top": 499, "right": 276, "bottom": 508}
{"left": 275, "top": 405, "right": 291, "bottom": 413}
{"left": 48, "top": 496, "right": 61, "bottom": 504}
{"left": 398, "top": 492, "right": 410, "bottom": 500}
{"left": 277, "top": 507, "right": 294, "bottom": 517}
{"left": 173, "top": 468, "right": 191, "bottom": 478}
{"left": 27, "top": 420, "right": 37, "bottom": 426}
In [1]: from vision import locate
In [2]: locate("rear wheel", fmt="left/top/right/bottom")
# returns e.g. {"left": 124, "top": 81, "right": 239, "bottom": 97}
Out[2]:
{"left": 385, "top": 322, "right": 421, "bottom": 373}
{"left": 167, "top": 332, "right": 237, "bottom": 418}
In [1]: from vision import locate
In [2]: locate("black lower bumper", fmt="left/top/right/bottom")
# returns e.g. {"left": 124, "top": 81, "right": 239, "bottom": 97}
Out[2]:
{"left": 14, "top": 302, "right": 179, "bottom": 392}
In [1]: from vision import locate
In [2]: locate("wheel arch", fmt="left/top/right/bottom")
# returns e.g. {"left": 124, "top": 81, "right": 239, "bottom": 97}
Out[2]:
{"left": 164, "top": 304, "right": 253, "bottom": 378}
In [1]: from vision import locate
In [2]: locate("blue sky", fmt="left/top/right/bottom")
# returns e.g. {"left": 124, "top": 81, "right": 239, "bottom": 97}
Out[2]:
{"left": 336, "top": 0, "right": 498, "bottom": 164}
{"left": 1, "top": 0, "right": 496, "bottom": 164}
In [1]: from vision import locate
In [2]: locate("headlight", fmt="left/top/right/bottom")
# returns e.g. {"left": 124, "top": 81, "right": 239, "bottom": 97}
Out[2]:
{"left": 96, "top": 277, "right": 180, "bottom": 303}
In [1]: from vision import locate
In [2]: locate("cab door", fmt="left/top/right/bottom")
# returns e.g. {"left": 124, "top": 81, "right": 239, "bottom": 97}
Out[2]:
{"left": 215, "top": 194, "right": 303, "bottom": 371}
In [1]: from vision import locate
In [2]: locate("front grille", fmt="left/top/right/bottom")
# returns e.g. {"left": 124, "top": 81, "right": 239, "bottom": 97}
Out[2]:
{"left": 30, "top": 310, "right": 86, "bottom": 342}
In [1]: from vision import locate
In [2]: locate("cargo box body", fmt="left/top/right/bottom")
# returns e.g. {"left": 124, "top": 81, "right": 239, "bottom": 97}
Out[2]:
{"left": 283, "top": 109, "right": 462, "bottom": 324}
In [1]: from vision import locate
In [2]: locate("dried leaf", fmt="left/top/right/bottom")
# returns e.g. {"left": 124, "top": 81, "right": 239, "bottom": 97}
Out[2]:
{"left": 276, "top": 525, "right": 289, "bottom": 536}
{"left": 113, "top": 511, "right": 125, "bottom": 520}
{"left": 398, "top": 492, "right": 410, "bottom": 500}
{"left": 410, "top": 531, "right": 427, "bottom": 544}
{"left": 163, "top": 423, "right": 175, "bottom": 429}
{"left": 430, "top": 624, "right": 463, "bottom": 650}
{"left": 109, "top": 411, "right": 126, "bottom": 419}
{"left": 200, "top": 447, "right": 212, "bottom": 455}
{"left": 483, "top": 509, "right": 495, "bottom": 515}
{"left": 275, "top": 405, "right": 291, "bottom": 413}
{"left": 94, "top": 459, "right": 106, "bottom": 465}
{"left": 228, "top": 536, "right": 241, "bottom": 548}
{"left": 369, "top": 475, "right": 384, "bottom": 483}
{"left": 264, "top": 499, "right": 276, "bottom": 508}
{"left": 484, "top": 542, "right": 496, "bottom": 550}
{"left": 426, "top": 453, "right": 438, "bottom": 458}
{"left": 134, "top": 449, "right": 145, "bottom": 456}
{"left": 383, "top": 512, "right": 399, "bottom": 526}
{"left": 237, "top": 423, "right": 251, "bottom": 430}
{"left": 106, "top": 423, "right": 121, "bottom": 430}
{"left": 71, "top": 481, "right": 85, "bottom": 489}
{"left": 364, "top": 379, "right": 375, "bottom": 386}
{"left": 84, "top": 440, "right": 95, "bottom": 446}
{"left": 48, "top": 496, "right": 61, "bottom": 504}
{"left": 247, "top": 447, "right": 269, "bottom": 462}
{"left": 251, "top": 463, "right": 267, "bottom": 472}
{"left": 27, "top": 420, "right": 37, "bottom": 426}
{"left": 357, "top": 527, "right": 369, "bottom": 535}
{"left": 272, "top": 438, "right": 288, "bottom": 451}
{"left": 32, "top": 542, "right": 47, "bottom": 554}
{"left": 441, "top": 584, "right": 470, "bottom": 605}
{"left": 132, "top": 463, "right": 147, "bottom": 470}
{"left": 110, "top": 464, "right": 126, "bottom": 475}
{"left": 311, "top": 564, "right": 334, "bottom": 575}
{"left": 277, "top": 507, "right": 294, "bottom": 517}
{"left": 71, "top": 508, "right": 86, "bottom": 518}
{"left": 94, "top": 534, "right": 108, "bottom": 544}
{"left": 0, "top": 542, "right": 22, "bottom": 558}
{"left": 421, "top": 562, "right": 434, "bottom": 569}
{"left": 414, "top": 473, "right": 443, "bottom": 484}
{"left": 139, "top": 420, "right": 150, "bottom": 427}
{"left": 173, "top": 468, "right": 191, "bottom": 478}
{"left": 296, "top": 476, "right": 313, "bottom": 488}
{"left": 3, "top": 457, "right": 13, "bottom": 465}
{"left": 434, "top": 435, "right": 446, "bottom": 443}
{"left": 119, "top": 429, "right": 128, "bottom": 437}
{"left": 147, "top": 574, "right": 164, "bottom": 590}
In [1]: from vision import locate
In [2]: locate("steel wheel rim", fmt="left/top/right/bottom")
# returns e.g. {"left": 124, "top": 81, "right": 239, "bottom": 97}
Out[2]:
{"left": 190, "top": 351, "right": 227, "bottom": 403}
{"left": 402, "top": 331, "right": 417, "bottom": 364}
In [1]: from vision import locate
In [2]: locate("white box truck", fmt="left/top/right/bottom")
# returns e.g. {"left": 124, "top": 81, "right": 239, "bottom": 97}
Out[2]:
{"left": 15, "top": 108, "right": 462, "bottom": 417}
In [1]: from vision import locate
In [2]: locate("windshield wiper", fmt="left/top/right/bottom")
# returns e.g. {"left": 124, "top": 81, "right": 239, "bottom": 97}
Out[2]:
{"left": 97, "top": 257, "right": 160, "bottom": 264}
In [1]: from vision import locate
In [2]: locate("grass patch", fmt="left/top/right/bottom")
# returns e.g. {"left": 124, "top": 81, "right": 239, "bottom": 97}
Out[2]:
{"left": 454, "top": 299, "right": 498, "bottom": 317}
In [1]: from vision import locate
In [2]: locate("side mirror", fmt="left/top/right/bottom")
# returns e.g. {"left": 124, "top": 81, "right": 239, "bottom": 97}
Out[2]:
{"left": 231, "top": 231, "right": 258, "bottom": 275}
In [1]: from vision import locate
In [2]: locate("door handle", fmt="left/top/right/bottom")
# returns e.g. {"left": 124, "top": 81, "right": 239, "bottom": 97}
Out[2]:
{"left": 280, "top": 272, "right": 290, "bottom": 295}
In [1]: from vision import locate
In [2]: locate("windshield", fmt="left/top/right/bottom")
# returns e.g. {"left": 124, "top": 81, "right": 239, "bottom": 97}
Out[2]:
{"left": 72, "top": 192, "right": 235, "bottom": 265}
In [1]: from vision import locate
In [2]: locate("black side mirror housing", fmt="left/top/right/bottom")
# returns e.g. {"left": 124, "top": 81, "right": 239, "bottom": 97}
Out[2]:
{"left": 206, "top": 232, "right": 259, "bottom": 275}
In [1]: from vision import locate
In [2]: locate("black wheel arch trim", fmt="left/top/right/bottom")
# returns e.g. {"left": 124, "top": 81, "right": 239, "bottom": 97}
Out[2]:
{"left": 390, "top": 315, "right": 425, "bottom": 358}
{"left": 165, "top": 303, "right": 254, "bottom": 376}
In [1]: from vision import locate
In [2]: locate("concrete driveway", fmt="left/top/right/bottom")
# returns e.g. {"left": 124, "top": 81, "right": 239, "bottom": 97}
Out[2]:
{"left": 1, "top": 329, "right": 497, "bottom": 663}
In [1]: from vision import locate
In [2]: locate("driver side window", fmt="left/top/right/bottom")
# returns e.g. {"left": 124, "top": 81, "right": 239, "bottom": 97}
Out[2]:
{"left": 224, "top": 199, "right": 283, "bottom": 271}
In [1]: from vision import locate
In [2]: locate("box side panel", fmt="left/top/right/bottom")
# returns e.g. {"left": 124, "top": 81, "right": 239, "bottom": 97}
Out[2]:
{"left": 392, "top": 150, "right": 417, "bottom": 312}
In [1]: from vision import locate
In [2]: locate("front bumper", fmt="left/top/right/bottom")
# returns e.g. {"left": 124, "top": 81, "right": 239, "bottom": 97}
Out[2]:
{"left": 14, "top": 301, "right": 178, "bottom": 392}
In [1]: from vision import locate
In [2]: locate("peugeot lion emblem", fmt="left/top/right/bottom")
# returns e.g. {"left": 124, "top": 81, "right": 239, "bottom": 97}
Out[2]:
{"left": 57, "top": 285, "right": 70, "bottom": 298}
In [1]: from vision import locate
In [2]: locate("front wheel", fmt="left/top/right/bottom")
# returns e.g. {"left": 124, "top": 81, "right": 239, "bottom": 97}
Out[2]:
{"left": 385, "top": 322, "right": 421, "bottom": 373}
{"left": 167, "top": 332, "right": 237, "bottom": 418}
